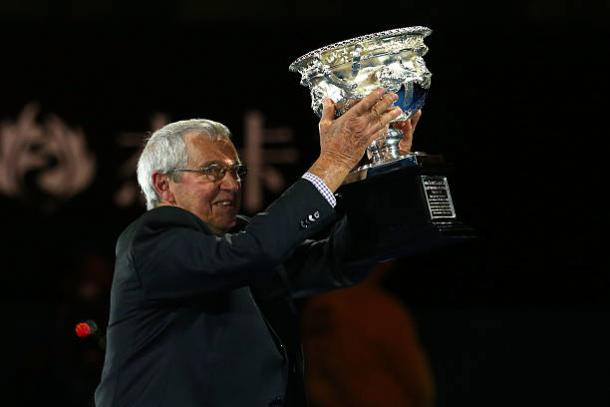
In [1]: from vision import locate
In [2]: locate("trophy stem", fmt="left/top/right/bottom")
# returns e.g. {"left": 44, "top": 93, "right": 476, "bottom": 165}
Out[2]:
{"left": 367, "top": 127, "right": 404, "bottom": 164}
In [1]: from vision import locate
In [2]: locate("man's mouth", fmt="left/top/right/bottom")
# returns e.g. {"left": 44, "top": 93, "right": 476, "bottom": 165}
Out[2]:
{"left": 213, "top": 200, "right": 234, "bottom": 207}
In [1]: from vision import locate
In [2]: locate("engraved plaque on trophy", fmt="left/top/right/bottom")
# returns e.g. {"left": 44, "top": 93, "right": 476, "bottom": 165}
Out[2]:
{"left": 290, "top": 27, "right": 475, "bottom": 260}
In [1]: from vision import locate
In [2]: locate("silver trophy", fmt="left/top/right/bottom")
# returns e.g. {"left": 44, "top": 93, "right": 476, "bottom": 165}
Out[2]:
{"left": 289, "top": 27, "right": 432, "bottom": 183}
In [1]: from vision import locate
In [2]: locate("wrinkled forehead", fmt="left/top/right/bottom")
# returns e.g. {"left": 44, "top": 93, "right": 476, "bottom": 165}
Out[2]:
{"left": 184, "top": 131, "right": 239, "bottom": 165}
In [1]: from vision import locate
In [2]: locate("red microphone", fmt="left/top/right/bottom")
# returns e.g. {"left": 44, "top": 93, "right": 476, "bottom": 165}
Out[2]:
{"left": 74, "top": 319, "right": 106, "bottom": 349}
{"left": 75, "top": 320, "right": 99, "bottom": 339}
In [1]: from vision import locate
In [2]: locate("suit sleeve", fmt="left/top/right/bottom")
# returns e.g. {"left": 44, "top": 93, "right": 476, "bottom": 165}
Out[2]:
{"left": 253, "top": 214, "right": 377, "bottom": 300}
{"left": 131, "top": 179, "right": 335, "bottom": 300}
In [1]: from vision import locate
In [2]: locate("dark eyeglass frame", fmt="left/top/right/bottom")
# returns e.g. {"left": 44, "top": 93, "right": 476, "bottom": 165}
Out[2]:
{"left": 171, "top": 162, "right": 247, "bottom": 182}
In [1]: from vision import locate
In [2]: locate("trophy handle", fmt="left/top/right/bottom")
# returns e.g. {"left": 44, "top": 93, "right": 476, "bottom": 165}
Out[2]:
{"left": 351, "top": 44, "right": 363, "bottom": 76}
{"left": 326, "top": 72, "right": 357, "bottom": 91}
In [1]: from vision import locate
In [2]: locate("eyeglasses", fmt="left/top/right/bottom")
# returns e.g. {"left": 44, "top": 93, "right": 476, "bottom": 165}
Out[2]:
{"left": 171, "top": 162, "right": 247, "bottom": 182}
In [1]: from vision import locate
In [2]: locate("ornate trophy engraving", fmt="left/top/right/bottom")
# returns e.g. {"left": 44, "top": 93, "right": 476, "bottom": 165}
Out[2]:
{"left": 289, "top": 26, "right": 432, "bottom": 183}
{"left": 290, "top": 27, "right": 475, "bottom": 261}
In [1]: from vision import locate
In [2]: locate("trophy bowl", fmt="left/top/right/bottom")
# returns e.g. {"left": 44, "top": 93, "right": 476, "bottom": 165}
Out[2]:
{"left": 289, "top": 26, "right": 432, "bottom": 183}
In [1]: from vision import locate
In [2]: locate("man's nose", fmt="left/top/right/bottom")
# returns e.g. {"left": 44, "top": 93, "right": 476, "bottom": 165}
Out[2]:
{"left": 219, "top": 170, "right": 241, "bottom": 190}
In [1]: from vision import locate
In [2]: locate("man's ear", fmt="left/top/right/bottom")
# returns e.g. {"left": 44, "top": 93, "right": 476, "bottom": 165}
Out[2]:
{"left": 152, "top": 172, "right": 176, "bottom": 205}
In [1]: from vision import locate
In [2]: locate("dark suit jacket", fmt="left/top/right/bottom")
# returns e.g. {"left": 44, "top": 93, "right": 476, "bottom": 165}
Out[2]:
{"left": 95, "top": 180, "right": 363, "bottom": 407}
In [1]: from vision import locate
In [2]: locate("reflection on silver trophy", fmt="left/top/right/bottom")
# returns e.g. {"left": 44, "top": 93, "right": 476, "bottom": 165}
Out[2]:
{"left": 289, "top": 27, "right": 432, "bottom": 183}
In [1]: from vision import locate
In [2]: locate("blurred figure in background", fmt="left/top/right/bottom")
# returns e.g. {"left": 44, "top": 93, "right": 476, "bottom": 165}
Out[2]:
{"left": 302, "top": 260, "right": 435, "bottom": 407}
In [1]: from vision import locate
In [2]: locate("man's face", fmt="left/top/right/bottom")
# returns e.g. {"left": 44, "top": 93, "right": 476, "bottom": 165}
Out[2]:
{"left": 167, "top": 133, "right": 242, "bottom": 235}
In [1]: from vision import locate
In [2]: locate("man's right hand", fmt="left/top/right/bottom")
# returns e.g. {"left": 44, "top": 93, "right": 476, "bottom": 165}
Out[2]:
{"left": 308, "top": 88, "right": 402, "bottom": 192}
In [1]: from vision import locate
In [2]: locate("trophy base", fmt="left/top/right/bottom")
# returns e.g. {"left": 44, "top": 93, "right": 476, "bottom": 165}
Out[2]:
{"left": 343, "top": 151, "right": 445, "bottom": 184}
{"left": 337, "top": 153, "right": 476, "bottom": 263}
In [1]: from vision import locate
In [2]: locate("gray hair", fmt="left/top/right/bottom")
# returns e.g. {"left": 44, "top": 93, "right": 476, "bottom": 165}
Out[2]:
{"left": 137, "top": 118, "right": 232, "bottom": 210}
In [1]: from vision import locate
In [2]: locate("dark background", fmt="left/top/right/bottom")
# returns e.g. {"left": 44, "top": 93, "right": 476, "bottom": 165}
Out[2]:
{"left": 1, "top": 1, "right": 609, "bottom": 405}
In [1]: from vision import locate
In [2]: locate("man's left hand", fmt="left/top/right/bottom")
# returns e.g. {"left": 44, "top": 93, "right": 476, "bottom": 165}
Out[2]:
{"left": 392, "top": 109, "right": 422, "bottom": 153}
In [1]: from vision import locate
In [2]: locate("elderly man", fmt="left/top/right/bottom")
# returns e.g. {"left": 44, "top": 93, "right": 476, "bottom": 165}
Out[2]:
{"left": 95, "top": 89, "right": 420, "bottom": 407}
